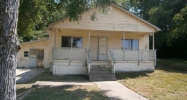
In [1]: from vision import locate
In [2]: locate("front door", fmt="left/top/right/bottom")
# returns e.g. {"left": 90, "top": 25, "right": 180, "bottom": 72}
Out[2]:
{"left": 90, "top": 37, "right": 99, "bottom": 60}
{"left": 99, "top": 37, "right": 108, "bottom": 60}
{"left": 29, "top": 48, "right": 37, "bottom": 68}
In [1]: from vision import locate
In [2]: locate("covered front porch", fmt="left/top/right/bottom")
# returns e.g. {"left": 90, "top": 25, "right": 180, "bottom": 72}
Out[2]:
{"left": 51, "top": 29, "right": 156, "bottom": 76}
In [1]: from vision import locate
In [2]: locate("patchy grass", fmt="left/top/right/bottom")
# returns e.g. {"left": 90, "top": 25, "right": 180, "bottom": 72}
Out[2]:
{"left": 23, "top": 85, "right": 109, "bottom": 100}
{"left": 17, "top": 84, "right": 32, "bottom": 96}
{"left": 17, "top": 71, "right": 89, "bottom": 96}
{"left": 116, "top": 68, "right": 187, "bottom": 100}
{"left": 26, "top": 72, "right": 89, "bottom": 83}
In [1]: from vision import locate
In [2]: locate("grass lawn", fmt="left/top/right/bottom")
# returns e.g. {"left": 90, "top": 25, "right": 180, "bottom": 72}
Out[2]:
{"left": 17, "top": 72, "right": 109, "bottom": 100}
{"left": 116, "top": 60, "right": 187, "bottom": 100}
{"left": 23, "top": 85, "right": 109, "bottom": 100}
{"left": 16, "top": 71, "right": 90, "bottom": 95}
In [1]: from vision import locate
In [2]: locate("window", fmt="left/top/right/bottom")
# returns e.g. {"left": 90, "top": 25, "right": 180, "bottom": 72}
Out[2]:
{"left": 24, "top": 51, "right": 29, "bottom": 57}
{"left": 29, "top": 49, "right": 37, "bottom": 57}
{"left": 61, "top": 36, "right": 82, "bottom": 48}
{"left": 121, "top": 39, "right": 138, "bottom": 50}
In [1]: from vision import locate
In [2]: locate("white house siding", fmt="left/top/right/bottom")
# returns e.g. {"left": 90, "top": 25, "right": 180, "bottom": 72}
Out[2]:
{"left": 17, "top": 39, "right": 49, "bottom": 68}
{"left": 114, "top": 61, "right": 155, "bottom": 72}
{"left": 53, "top": 60, "right": 87, "bottom": 75}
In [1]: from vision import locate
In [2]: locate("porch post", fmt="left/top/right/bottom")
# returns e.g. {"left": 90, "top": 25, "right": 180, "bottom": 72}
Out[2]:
{"left": 123, "top": 32, "right": 125, "bottom": 49}
{"left": 89, "top": 30, "right": 90, "bottom": 50}
{"left": 152, "top": 33, "right": 155, "bottom": 50}
{"left": 54, "top": 28, "right": 57, "bottom": 48}
{"left": 123, "top": 32, "right": 125, "bottom": 61}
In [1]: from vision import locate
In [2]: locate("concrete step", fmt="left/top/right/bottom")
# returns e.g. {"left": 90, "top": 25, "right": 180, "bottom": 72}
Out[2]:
{"left": 89, "top": 71, "right": 112, "bottom": 75}
{"left": 91, "top": 61, "right": 111, "bottom": 65}
{"left": 91, "top": 67, "right": 112, "bottom": 71}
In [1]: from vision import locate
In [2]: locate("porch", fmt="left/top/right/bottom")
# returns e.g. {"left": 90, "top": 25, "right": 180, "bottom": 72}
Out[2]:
{"left": 52, "top": 47, "right": 156, "bottom": 78}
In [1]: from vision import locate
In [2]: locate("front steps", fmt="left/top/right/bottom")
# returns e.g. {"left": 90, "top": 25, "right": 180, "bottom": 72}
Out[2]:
{"left": 89, "top": 65, "right": 116, "bottom": 81}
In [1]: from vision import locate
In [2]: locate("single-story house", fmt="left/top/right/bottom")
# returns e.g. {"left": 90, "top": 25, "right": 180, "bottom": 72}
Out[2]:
{"left": 17, "top": 4, "right": 160, "bottom": 80}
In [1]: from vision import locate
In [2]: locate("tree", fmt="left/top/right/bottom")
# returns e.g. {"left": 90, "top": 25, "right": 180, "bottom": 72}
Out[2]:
{"left": 148, "top": 0, "right": 187, "bottom": 58}
{"left": 0, "top": 0, "right": 20, "bottom": 100}
{"left": 0, "top": 0, "right": 114, "bottom": 99}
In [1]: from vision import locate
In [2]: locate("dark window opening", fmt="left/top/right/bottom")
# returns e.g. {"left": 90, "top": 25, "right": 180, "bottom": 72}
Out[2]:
{"left": 24, "top": 51, "right": 29, "bottom": 57}
{"left": 61, "top": 36, "right": 82, "bottom": 48}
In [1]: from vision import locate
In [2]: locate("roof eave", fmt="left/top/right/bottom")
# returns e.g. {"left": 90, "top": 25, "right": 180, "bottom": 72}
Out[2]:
{"left": 111, "top": 3, "right": 161, "bottom": 32}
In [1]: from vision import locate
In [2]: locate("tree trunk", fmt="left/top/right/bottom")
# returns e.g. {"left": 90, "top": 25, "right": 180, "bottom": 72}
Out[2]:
{"left": 0, "top": 0, "right": 20, "bottom": 100}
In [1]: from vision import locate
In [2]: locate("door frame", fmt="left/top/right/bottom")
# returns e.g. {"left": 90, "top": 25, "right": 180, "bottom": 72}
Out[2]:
{"left": 90, "top": 36, "right": 99, "bottom": 60}
{"left": 90, "top": 36, "right": 108, "bottom": 61}
{"left": 98, "top": 37, "right": 108, "bottom": 61}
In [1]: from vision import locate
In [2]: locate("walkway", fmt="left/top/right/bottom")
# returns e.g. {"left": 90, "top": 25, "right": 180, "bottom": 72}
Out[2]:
{"left": 33, "top": 80, "right": 148, "bottom": 100}
{"left": 16, "top": 68, "right": 45, "bottom": 83}
{"left": 94, "top": 81, "right": 148, "bottom": 100}
{"left": 33, "top": 81, "right": 94, "bottom": 86}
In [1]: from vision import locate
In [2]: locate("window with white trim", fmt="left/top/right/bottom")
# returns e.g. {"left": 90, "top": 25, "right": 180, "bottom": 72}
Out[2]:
{"left": 121, "top": 39, "right": 138, "bottom": 50}
{"left": 24, "top": 51, "right": 29, "bottom": 57}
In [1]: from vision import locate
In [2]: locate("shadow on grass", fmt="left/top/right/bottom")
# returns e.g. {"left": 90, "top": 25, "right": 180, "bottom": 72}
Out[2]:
{"left": 17, "top": 87, "right": 30, "bottom": 95}
{"left": 23, "top": 85, "right": 112, "bottom": 100}
{"left": 156, "top": 67, "right": 187, "bottom": 74}
{"left": 19, "top": 71, "right": 90, "bottom": 84}
{"left": 116, "top": 72, "right": 150, "bottom": 80}
{"left": 156, "top": 61, "right": 187, "bottom": 74}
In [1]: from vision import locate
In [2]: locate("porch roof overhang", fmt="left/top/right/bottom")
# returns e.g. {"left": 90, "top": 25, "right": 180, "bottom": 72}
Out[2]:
{"left": 46, "top": 3, "right": 161, "bottom": 33}
{"left": 21, "top": 38, "right": 49, "bottom": 45}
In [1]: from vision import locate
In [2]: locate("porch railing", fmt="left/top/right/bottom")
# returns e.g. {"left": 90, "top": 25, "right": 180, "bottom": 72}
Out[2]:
{"left": 111, "top": 49, "right": 156, "bottom": 61}
{"left": 52, "top": 47, "right": 86, "bottom": 63}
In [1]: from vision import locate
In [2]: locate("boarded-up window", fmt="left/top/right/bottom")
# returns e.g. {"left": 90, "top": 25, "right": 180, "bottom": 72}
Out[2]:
{"left": 29, "top": 49, "right": 37, "bottom": 57}
{"left": 24, "top": 51, "right": 28, "bottom": 57}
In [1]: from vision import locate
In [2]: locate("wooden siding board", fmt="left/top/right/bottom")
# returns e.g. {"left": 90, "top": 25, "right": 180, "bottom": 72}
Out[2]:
{"left": 54, "top": 6, "right": 156, "bottom": 32}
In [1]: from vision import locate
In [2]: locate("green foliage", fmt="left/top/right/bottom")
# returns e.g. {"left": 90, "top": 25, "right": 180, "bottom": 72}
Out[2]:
{"left": 132, "top": 0, "right": 187, "bottom": 59}
{"left": 172, "top": 6, "right": 187, "bottom": 36}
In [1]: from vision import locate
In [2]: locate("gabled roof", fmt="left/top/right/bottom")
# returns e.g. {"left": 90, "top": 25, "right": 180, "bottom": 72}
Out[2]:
{"left": 47, "top": 3, "right": 161, "bottom": 32}
{"left": 111, "top": 4, "right": 161, "bottom": 31}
